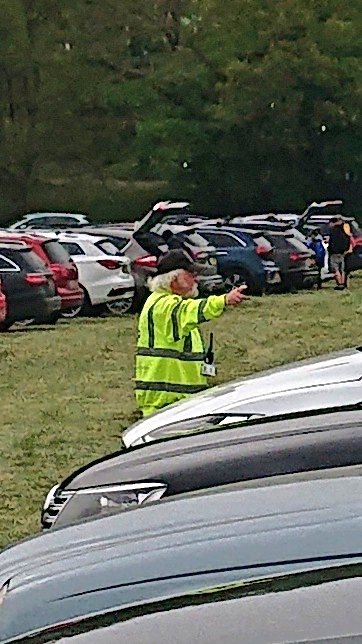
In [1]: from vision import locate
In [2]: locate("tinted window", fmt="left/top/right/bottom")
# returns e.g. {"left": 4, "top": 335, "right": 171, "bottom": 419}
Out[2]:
{"left": 267, "top": 235, "right": 292, "bottom": 250}
{"left": 60, "top": 242, "right": 85, "bottom": 256}
{"left": 0, "top": 254, "right": 19, "bottom": 270}
{"left": 287, "top": 237, "right": 310, "bottom": 252}
{"left": 95, "top": 239, "right": 121, "bottom": 255}
{"left": 19, "top": 248, "right": 49, "bottom": 272}
{"left": 43, "top": 240, "right": 72, "bottom": 263}
{"left": 201, "top": 232, "right": 244, "bottom": 247}
{"left": 107, "top": 237, "right": 129, "bottom": 251}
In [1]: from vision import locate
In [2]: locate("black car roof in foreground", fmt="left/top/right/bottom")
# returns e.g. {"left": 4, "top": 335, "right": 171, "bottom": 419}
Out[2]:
{"left": 1, "top": 467, "right": 362, "bottom": 642}
{"left": 57, "top": 402, "right": 362, "bottom": 490}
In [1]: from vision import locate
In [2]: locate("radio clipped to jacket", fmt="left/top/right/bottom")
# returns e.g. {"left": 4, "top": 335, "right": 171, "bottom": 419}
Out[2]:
{"left": 201, "top": 332, "right": 217, "bottom": 377}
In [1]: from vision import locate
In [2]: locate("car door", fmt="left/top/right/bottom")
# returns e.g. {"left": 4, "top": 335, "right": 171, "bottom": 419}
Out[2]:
{"left": 198, "top": 231, "right": 248, "bottom": 274}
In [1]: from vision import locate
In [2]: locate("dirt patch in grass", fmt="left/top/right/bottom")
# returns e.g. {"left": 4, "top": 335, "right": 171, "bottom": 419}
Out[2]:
{"left": 1, "top": 277, "right": 361, "bottom": 548}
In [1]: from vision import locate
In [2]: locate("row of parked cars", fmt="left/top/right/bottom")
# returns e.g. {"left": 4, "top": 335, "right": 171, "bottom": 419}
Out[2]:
{"left": 1, "top": 346, "right": 362, "bottom": 641}
{"left": 1, "top": 199, "right": 361, "bottom": 329}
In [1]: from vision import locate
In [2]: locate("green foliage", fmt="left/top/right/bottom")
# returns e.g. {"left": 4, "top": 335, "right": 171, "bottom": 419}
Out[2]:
{"left": 0, "top": 0, "right": 361, "bottom": 221}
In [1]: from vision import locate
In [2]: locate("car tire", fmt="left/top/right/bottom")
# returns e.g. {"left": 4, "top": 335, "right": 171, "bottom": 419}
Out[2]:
{"left": 104, "top": 296, "right": 134, "bottom": 316}
{"left": 224, "top": 271, "right": 263, "bottom": 296}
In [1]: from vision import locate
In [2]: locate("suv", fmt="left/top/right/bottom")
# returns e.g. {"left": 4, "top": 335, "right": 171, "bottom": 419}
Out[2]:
{"left": 0, "top": 233, "right": 84, "bottom": 318}
{"left": 0, "top": 242, "right": 61, "bottom": 330}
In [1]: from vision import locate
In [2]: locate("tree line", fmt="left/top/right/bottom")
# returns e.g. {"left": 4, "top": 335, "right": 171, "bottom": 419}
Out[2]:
{"left": 0, "top": 0, "right": 361, "bottom": 222}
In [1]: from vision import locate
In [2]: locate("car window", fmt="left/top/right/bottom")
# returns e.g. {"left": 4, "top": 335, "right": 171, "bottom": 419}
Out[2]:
{"left": 60, "top": 242, "right": 85, "bottom": 256}
{"left": 0, "top": 254, "right": 19, "bottom": 271}
{"left": 201, "top": 232, "right": 243, "bottom": 247}
{"left": 267, "top": 235, "right": 292, "bottom": 250}
{"left": 286, "top": 237, "right": 310, "bottom": 252}
{"left": 43, "top": 240, "right": 72, "bottom": 263}
{"left": 94, "top": 239, "right": 121, "bottom": 255}
{"left": 19, "top": 248, "right": 49, "bottom": 272}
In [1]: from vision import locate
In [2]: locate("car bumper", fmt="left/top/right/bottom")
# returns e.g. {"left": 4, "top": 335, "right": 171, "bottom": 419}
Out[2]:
{"left": 34, "top": 295, "right": 62, "bottom": 322}
{"left": 87, "top": 275, "right": 135, "bottom": 306}
{"left": 57, "top": 286, "right": 84, "bottom": 311}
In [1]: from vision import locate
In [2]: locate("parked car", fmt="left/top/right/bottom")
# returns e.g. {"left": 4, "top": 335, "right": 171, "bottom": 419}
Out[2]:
{"left": 0, "top": 278, "right": 7, "bottom": 322}
{"left": 2, "top": 467, "right": 362, "bottom": 642}
{"left": 43, "top": 232, "right": 135, "bottom": 315}
{"left": 174, "top": 226, "right": 267, "bottom": 294}
{"left": 42, "top": 403, "right": 362, "bottom": 529}
{"left": 122, "top": 346, "right": 362, "bottom": 447}
{"left": 298, "top": 214, "right": 362, "bottom": 274}
{"left": 0, "top": 233, "right": 84, "bottom": 319}
{"left": 0, "top": 241, "right": 61, "bottom": 330}
{"left": 8, "top": 211, "right": 91, "bottom": 230}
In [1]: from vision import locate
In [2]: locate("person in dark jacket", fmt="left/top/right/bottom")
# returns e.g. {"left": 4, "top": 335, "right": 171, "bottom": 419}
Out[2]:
{"left": 328, "top": 217, "right": 351, "bottom": 290}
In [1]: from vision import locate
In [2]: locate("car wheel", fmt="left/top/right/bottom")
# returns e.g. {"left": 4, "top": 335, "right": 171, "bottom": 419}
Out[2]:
{"left": 12, "top": 318, "right": 35, "bottom": 328}
{"left": 224, "top": 272, "right": 247, "bottom": 290}
{"left": 105, "top": 296, "right": 134, "bottom": 316}
{"left": 60, "top": 305, "right": 83, "bottom": 319}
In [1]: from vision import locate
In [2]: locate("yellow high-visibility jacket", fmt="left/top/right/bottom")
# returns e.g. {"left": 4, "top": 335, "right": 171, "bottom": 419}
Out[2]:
{"left": 135, "top": 290, "right": 226, "bottom": 416}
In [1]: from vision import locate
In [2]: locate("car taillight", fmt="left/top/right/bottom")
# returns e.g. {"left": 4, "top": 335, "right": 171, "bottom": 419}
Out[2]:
{"left": 289, "top": 252, "right": 310, "bottom": 262}
{"left": 352, "top": 236, "right": 362, "bottom": 248}
{"left": 50, "top": 263, "right": 69, "bottom": 279}
{"left": 133, "top": 256, "right": 158, "bottom": 269}
{"left": 97, "top": 259, "right": 123, "bottom": 270}
{"left": 256, "top": 245, "right": 271, "bottom": 256}
{"left": 25, "top": 273, "right": 48, "bottom": 286}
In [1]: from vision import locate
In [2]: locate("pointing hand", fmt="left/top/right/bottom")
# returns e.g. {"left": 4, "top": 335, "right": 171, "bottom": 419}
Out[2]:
{"left": 225, "top": 285, "right": 249, "bottom": 306}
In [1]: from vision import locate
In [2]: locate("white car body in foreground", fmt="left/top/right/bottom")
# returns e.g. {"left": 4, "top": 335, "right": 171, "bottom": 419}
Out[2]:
{"left": 42, "top": 232, "right": 135, "bottom": 312}
{"left": 122, "top": 346, "right": 362, "bottom": 447}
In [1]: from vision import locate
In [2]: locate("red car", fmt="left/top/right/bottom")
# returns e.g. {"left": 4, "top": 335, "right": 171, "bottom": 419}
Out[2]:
{"left": 0, "top": 233, "right": 84, "bottom": 318}
{"left": 0, "top": 278, "right": 7, "bottom": 322}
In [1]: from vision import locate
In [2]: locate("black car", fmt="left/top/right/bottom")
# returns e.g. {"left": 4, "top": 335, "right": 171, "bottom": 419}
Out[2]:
{"left": 2, "top": 467, "right": 362, "bottom": 642}
{"left": 0, "top": 241, "right": 61, "bottom": 330}
{"left": 236, "top": 223, "right": 318, "bottom": 290}
{"left": 41, "top": 403, "right": 362, "bottom": 529}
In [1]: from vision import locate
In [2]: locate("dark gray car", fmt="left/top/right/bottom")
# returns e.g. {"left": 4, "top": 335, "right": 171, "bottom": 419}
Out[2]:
{"left": 2, "top": 467, "right": 362, "bottom": 642}
{"left": 41, "top": 404, "right": 362, "bottom": 529}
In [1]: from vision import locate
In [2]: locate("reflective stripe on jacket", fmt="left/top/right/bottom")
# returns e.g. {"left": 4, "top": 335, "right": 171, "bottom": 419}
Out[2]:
{"left": 135, "top": 291, "right": 226, "bottom": 416}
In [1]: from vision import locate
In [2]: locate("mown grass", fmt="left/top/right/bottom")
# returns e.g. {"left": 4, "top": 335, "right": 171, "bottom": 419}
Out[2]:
{"left": 1, "top": 277, "right": 361, "bottom": 549}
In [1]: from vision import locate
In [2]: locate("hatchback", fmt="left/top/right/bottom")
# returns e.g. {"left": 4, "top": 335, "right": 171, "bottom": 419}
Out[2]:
{"left": 0, "top": 242, "right": 61, "bottom": 329}
{"left": 0, "top": 233, "right": 84, "bottom": 318}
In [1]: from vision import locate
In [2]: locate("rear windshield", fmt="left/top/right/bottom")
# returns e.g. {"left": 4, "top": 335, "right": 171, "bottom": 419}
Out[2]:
{"left": 16, "top": 248, "right": 48, "bottom": 272}
{"left": 43, "top": 240, "right": 71, "bottom": 263}
{"left": 286, "top": 237, "right": 310, "bottom": 252}
{"left": 94, "top": 239, "right": 122, "bottom": 255}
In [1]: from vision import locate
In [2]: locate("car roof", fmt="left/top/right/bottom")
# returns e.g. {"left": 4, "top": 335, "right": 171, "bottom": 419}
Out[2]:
{"left": 123, "top": 347, "right": 362, "bottom": 447}
{"left": 1, "top": 467, "right": 362, "bottom": 641}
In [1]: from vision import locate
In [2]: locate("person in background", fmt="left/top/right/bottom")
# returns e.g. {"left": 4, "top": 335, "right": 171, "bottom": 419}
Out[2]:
{"left": 305, "top": 228, "right": 325, "bottom": 289}
{"left": 135, "top": 249, "right": 248, "bottom": 417}
{"left": 327, "top": 216, "right": 352, "bottom": 290}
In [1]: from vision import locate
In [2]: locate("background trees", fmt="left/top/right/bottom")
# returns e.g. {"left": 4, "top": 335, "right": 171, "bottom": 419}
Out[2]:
{"left": 0, "top": 0, "right": 361, "bottom": 221}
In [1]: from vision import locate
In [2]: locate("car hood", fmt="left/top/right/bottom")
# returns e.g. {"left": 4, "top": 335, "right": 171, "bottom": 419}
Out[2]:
{"left": 123, "top": 347, "right": 362, "bottom": 447}
{"left": 1, "top": 475, "right": 362, "bottom": 641}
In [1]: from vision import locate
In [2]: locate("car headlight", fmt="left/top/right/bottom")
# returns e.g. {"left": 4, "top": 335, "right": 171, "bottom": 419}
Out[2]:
{"left": 41, "top": 482, "right": 167, "bottom": 530}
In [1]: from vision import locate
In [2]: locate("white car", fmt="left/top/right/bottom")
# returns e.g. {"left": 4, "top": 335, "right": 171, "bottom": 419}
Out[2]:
{"left": 42, "top": 232, "right": 135, "bottom": 315}
{"left": 8, "top": 212, "right": 90, "bottom": 230}
{"left": 122, "top": 346, "right": 362, "bottom": 447}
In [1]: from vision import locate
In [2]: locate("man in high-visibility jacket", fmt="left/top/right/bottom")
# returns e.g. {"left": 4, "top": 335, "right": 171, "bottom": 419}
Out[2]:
{"left": 135, "top": 249, "right": 248, "bottom": 417}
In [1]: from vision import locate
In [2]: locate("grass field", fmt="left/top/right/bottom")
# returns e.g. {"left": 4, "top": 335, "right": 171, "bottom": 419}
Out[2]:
{"left": 1, "top": 278, "right": 361, "bottom": 549}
